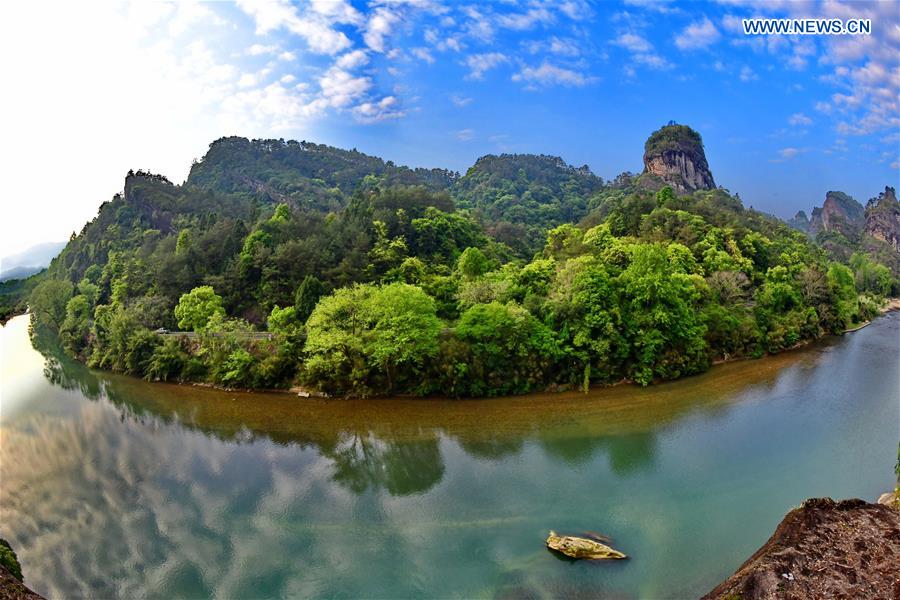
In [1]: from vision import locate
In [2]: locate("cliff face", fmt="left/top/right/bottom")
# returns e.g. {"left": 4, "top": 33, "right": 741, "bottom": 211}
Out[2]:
{"left": 641, "top": 124, "right": 716, "bottom": 193}
{"left": 809, "top": 191, "right": 865, "bottom": 237}
{"left": 865, "top": 186, "right": 900, "bottom": 252}
{"left": 704, "top": 498, "right": 900, "bottom": 600}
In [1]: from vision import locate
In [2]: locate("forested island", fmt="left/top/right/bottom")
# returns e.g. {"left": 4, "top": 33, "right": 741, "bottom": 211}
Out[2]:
{"left": 5, "top": 124, "right": 899, "bottom": 397}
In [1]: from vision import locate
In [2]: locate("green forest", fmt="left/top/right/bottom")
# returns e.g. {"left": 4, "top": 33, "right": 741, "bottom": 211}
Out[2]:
{"left": 11, "top": 130, "right": 900, "bottom": 397}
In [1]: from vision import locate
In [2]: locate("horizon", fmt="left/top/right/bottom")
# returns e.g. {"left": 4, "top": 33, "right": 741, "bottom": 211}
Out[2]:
{"left": 2, "top": 0, "right": 899, "bottom": 256}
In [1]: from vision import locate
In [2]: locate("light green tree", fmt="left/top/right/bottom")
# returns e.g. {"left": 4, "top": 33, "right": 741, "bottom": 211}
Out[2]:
{"left": 174, "top": 286, "right": 225, "bottom": 332}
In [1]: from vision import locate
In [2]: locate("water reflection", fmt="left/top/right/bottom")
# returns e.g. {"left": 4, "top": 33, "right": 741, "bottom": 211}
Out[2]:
{"left": 23, "top": 319, "right": 847, "bottom": 499}
{"left": 4, "top": 314, "right": 897, "bottom": 599}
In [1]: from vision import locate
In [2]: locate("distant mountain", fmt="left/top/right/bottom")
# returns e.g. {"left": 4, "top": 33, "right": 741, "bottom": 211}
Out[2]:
{"left": 788, "top": 188, "right": 900, "bottom": 274}
{"left": 1, "top": 241, "right": 66, "bottom": 281}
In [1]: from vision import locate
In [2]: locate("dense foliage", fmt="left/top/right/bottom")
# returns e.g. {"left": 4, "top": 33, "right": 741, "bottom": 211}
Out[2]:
{"left": 17, "top": 135, "right": 900, "bottom": 398}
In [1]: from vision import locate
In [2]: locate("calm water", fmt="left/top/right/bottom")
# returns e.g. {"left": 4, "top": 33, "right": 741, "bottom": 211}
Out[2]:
{"left": 1, "top": 313, "right": 898, "bottom": 599}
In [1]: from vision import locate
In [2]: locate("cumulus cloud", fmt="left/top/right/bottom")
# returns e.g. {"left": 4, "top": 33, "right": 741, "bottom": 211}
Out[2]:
{"left": 613, "top": 32, "right": 652, "bottom": 53}
{"left": 450, "top": 94, "right": 473, "bottom": 107}
{"left": 464, "top": 52, "right": 508, "bottom": 79}
{"left": 739, "top": 65, "right": 758, "bottom": 82}
{"left": 352, "top": 96, "right": 406, "bottom": 123}
{"left": 364, "top": 6, "right": 400, "bottom": 53}
{"left": 496, "top": 6, "right": 554, "bottom": 30}
{"left": 513, "top": 61, "right": 592, "bottom": 87}
{"left": 675, "top": 17, "right": 721, "bottom": 50}
{"left": 455, "top": 128, "right": 475, "bottom": 141}
{"left": 770, "top": 147, "right": 804, "bottom": 162}
{"left": 335, "top": 49, "right": 369, "bottom": 69}
{"left": 236, "top": 0, "right": 351, "bottom": 55}
{"left": 788, "top": 113, "right": 812, "bottom": 126}
{"left": 411, "top": 47, "right": 435, "bottom": 64}
{"left": 319, "top": 67, "right": 372, "bottom": 107}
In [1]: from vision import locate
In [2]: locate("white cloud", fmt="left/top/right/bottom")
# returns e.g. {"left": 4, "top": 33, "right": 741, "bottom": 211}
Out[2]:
{"left": 455, "top": 128, "right": 475, "bottom": 141}
{"left": 635, "top": 53, "right": 672, "bottom": 70}
{"left": 352, "top": 96, "right": 405, "bottom": 123}
{"left": 411, "top": 47, "right": 435, "bottom": 64}
{"left": 247, "top": 43, "right": 277, "bottom": 56}
{"left": 675, "top": 17, "right": 721, "bottom": 50}
{"left": 319, "top": 67, "right": 372, "bottom": 107}
{"left": 788, "top": 113, "right": 812, "bottom": 126}
{"left": 309, "top": 0, "right": 363, "bottom": 25}
{"left": 236, "top": 0, "right": 351, "bottom": 55}
{"left": 335, "top": 49, "right": 369, "bottom": 69}
{"left": 464, "top": 52, "right": 508, "bottom": 79}
{"left": 513, "top": 61, "right": 591, "bottom": 87}
{"left": 613, "top": 32, "right": 652, "bottom": 53}
{"left": 497, "top": 6, "right": 554, "bottom": 30}
{"left": 364, "top": 6, "right": 400, "bottom": 52}
{"left": 739, "top": 66, "right": 758, "bottom": 82}
{"left": 450, "top": 94, "right": 473, "bottom": 107}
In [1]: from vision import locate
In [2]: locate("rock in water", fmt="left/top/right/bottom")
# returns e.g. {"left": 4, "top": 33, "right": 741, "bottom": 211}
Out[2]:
{"left": 641, "top": 124, "right": 716, "bottom": 193}
{"left": 545, "top": 531, "right": 627, "bottom": 560}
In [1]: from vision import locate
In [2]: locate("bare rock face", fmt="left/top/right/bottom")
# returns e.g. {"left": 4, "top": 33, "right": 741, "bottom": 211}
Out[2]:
{"left": 703, "top": 498, "right": 900, "bottom": 600}
{"left": 641, "top": 124, "right": 716, "bottom": 193}
{"left": 865, "top": 186, "right": 900, "bottom": 253}
{"left": 807, "top": 190, "right": 865, "bottom": 238}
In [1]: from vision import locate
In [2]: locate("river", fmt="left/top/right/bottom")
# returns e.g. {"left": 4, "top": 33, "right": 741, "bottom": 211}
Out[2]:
{"left": 1, "top": 313, "right": 898, "bottom": 598}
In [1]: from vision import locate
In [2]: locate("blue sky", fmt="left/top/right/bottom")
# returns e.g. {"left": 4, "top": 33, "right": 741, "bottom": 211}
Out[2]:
{"left": 2, "top": 0, "right": 898, "bottom": 256}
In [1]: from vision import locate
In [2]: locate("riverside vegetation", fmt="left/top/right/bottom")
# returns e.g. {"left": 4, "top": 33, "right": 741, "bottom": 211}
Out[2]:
{"left": 13, "top": 125, "right": 900, "bottom": 397}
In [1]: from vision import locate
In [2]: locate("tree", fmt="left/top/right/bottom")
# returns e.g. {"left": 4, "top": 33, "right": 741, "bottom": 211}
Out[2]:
{"left": 453, "top": 301, "right": 559, "bottom": 396}
{"left": 617, "top": 244, "right": 708, "bottom": 384}
{"left": 174, "top": 286, "right": 225, "bottom": 332}
{"left": 294, "top": 275, "right": 325, "bottom": 323}
{"left": 456, "top": 246, "right": 490, "bottom": 279}
{"left": 304, "top": 283, "right": 441, "bottom": 395}
{"left": 30, "top": 280, "right": 72, "bottom": 332}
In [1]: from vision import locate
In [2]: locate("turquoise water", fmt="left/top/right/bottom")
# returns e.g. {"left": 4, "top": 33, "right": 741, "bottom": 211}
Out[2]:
{"left": 1, "top": 313, "right": 898, "bottom": 598}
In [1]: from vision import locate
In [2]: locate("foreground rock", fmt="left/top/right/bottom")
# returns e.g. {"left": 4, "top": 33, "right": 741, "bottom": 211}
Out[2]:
{"left": 0, "top": 566, "right": 42, "bottom": 600}
{"left": 545, "top": 531, "right": 627, "bottom": 560}
{"left": 703, "top": 498, "right": 900, "bottom": 600}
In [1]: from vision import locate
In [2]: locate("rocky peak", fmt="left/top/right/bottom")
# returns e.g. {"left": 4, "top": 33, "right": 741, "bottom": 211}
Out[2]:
{"left": 864, "top": 186, "right": 900, "bottom": 252}
{"left": 808, "top": 191, "right": 864, "bottom": 237}
{"left": 641, "top": 124, "right": 716, "bottom": 193}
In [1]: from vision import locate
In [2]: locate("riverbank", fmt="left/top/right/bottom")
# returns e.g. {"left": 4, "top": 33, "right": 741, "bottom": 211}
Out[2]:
{"left": 703, "top": 498, "right": 900, "bottom": 600}
{"left": 844, "top": 297, "right": 900, "bottom": 333}
{"left": 9, "top": 299, "right": 900, "bottom": 400}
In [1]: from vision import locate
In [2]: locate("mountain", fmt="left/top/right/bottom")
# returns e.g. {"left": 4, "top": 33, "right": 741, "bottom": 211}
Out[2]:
{"left": 186, "top": 136, "right": 458, "bottom": 212}
{"left": 789, "top": 188, "right": 899, "bottom": 274}
{"left": 1, "top": 241, "right": 66, "bottom": 281}
{"left": 865, "top": 186, "right": 900, "bottom": 253}
{"left": 451, "top": 153, "right": 605, "bottom": 252}
{"left": 639, "top": 123, "right": 716, "bottom": 193}
{"left": 16, "top": 126, "right": 900, "bottom": 397}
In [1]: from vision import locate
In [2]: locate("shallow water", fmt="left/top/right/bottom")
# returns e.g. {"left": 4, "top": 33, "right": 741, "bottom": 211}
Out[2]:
{"left": 1, "top": 313, "right": 898, "bottom": 598}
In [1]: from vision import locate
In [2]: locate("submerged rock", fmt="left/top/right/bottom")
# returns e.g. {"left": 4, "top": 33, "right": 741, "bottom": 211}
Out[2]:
{"left": 704, "top": 498, "right": 900, "bottom": 600}
{"left": 545, "top": 531, "right": 627, "bottom": 560}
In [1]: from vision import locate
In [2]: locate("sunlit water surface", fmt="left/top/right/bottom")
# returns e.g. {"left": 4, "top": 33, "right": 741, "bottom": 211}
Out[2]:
{"left": 1, "top": 313, "right": 898, "bottom": 598}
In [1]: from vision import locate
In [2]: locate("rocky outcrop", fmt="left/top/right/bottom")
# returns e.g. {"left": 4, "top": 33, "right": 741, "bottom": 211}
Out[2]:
{"left": 703, "top": 498, "right": 900, "bottom": 600}
{"left": 641, "top": 124, "right": 716, "bottom": 193}
{"left": 865, "top": 186, "right": 900, "bottom": 253}
{"left": 787, "top": 210, "right": 810, "bottom": 233}
{"left": 0, "top": 566, "right": 43, "bottom": 600}
{"left": 808, "top": 191, "right": 865, "bottom": 238}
